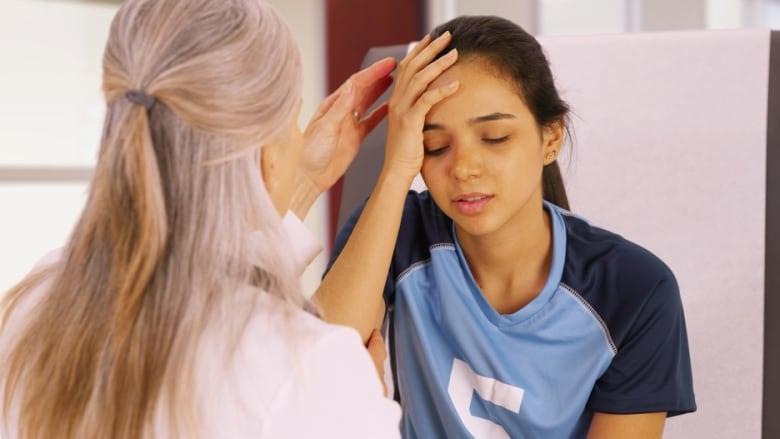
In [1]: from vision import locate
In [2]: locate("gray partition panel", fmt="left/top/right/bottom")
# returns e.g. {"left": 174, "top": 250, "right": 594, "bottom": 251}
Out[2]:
{"left": 764, "top": 30, "right": 780, "bottom": 439}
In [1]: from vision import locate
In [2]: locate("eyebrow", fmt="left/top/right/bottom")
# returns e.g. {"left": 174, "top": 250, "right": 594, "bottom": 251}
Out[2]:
{"left": 423, "top": 112, "right": 516, "bottom": 131}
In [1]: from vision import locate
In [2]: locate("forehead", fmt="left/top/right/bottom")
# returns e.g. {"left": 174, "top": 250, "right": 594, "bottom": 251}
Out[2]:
{"left": 431, "top": 58, "right": 516, "bottom": 88}
{"left": 426, "top": 61, "right": 529, "bottom": 122}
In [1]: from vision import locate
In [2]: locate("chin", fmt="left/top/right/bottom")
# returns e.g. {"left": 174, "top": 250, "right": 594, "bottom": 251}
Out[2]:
{"left": 453, "top": 217, "right": 496, "bottom": 238}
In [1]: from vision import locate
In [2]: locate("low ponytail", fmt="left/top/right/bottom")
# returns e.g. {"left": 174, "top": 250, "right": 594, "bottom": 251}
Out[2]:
{"left": 104, "top": 95, "right": 169, "bottom": 341}
{"left": 542, "top": 161, "right": 569, "bottom": 210}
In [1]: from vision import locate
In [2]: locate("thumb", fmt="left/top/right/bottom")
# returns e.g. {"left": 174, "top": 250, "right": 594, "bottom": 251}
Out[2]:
{"left": 366, "top": 328, "right": 387, "bottom": 361}
{"left": 366, "top": 328, "right": 388, "bottom": 396}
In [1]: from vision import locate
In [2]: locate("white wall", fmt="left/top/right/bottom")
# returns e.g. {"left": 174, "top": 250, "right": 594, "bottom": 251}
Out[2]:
{"left": 453, "top": 0, "right": 535, "bottom": 32}
{"left": 440, "top": 0, "right": 780, "bottom": 34}
{"left": 0, "top": 0, "right": 329, "bottom": 297}
{"left": 0, "top": 0, "right": 113, "bottom": 294}
{"left": 0, "top": 0, "right": 109, "bottom": 167}
{"left": 538, "top": 0, "right": 627, "bottom": 35}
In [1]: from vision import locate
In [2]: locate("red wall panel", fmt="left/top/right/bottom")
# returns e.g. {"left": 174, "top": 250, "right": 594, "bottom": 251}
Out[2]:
{"left": 325, "top": 0, "right": 423, "bottom": 247}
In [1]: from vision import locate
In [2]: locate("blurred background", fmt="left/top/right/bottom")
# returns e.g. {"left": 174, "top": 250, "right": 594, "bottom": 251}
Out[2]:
{"left": 1, "top": 2, "right": 778, "bottom": 439}
{"left": 0, "top": 0, "right": 777, "bottom": 297}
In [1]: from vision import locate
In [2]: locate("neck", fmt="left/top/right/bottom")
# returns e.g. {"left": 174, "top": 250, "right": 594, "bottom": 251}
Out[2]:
{"left": 456, "top": 203, "right": 554, "bottom": 314}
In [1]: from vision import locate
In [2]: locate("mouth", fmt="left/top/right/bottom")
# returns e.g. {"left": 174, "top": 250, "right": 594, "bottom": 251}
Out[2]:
{"left": 452, "top": 193, "right": 493, "bottom": 215}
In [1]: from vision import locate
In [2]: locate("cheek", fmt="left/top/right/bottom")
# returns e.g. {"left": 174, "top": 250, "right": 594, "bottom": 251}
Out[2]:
{"left": 420, "top": 159, "right": 444, "bottom": 190}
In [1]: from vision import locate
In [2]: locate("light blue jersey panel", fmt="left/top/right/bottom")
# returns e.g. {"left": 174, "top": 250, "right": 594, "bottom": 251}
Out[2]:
{"left": 394, "top": 206, "right": 615, "bottom": 439}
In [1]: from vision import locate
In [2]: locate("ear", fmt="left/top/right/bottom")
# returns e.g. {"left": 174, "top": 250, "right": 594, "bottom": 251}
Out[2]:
{"left": 541, "top": 119, "right": 564, "bottom": 165}
{"left": 260, "top": 142, "right": 280, "bottom": 193}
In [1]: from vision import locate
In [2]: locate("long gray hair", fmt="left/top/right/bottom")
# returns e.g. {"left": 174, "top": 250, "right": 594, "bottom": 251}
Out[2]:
{"left": 1, "top": 0, "right": 305, "bottom": 437}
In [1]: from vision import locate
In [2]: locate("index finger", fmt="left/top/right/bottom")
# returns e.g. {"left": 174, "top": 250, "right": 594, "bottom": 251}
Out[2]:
{"left": 355, "top": 75, "right": 393, "bottom": 117}
{"left": 314, "top": 57, "right": 395, "bottom": 121}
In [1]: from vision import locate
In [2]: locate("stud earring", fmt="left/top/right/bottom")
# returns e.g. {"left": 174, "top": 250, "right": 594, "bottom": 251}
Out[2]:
{"left": 545, "top": 150, "right": 557, "bottom": 160}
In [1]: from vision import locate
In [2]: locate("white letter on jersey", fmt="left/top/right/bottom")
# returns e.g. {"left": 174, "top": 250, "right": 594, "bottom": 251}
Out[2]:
{"left": 447, "top": 358, "right": 524, "bottom": 438}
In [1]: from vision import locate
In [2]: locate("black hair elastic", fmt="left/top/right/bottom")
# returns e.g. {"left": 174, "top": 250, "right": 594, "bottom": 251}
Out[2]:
{"left": 125, "top": 90, "right": 156, "bottom": 110}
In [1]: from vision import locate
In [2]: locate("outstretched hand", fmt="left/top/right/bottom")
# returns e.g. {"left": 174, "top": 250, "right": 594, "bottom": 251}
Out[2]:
{"left": 294, "top": 58, "right": 396, "bottom": 212}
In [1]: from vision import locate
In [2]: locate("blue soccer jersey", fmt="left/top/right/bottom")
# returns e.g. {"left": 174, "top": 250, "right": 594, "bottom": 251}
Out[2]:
{"left": 328, "top": 191, "right": 696, "bottom": 438}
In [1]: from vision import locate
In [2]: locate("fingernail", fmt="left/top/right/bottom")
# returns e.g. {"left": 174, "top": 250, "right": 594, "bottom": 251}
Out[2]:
{"left": 344, "top": 80, "right": 353, "bottom": 95}
{"left": 445, "top": 48, "right": 458, "bottom": 59}
{"left": 448, "top": 80, "right": 459, "bottom": 90}
{"left": 372, "top": 57, "right": 395, "bottom": 67}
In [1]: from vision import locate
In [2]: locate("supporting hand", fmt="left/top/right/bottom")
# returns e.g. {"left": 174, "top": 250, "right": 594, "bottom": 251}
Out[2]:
{"left": 366, "top": 328, "right": 388, "bottom": 397}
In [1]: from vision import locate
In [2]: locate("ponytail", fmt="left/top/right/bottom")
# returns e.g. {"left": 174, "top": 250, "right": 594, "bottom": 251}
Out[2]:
{"left": 104, "top": 97, "right": 168, "bottom": 342}
{"left": 542, "top": 161, "right": 569, "bottom": 210}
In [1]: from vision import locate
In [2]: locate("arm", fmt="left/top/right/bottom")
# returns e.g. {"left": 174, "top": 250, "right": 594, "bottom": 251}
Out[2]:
{"left": 313, "top": 171, "right": 412, "bottom": 340}
{"left": 587, "top": 412, "right": 666, "bottom": 439}
{"left": 313, "top": 32, "right": 460, "bottom": 342}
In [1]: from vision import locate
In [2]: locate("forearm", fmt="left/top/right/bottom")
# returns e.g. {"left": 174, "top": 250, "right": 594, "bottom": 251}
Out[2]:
{"left": 313, "top": 170, "right": 413, "bottom": 342}
{"left": 586, "top": 412, "right": 666, "bottom": 439}
{"left": 314, "top": 29, "right": 457, "bottom": 342}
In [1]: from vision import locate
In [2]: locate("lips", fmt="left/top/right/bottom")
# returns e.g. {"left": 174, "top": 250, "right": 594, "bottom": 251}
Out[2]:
{"left": 452, "top": 193, "right": 493, "bottom": 215}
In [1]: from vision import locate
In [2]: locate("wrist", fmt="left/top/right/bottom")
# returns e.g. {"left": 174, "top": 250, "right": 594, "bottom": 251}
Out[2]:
{"left": 377, "top": 166, "right": 419, "bottom": 190}
{"left": 377, "top": 167, "right": 418, "bottom": 192}
{"left": 289, "top": 173, "right": 321, "bottom": 220}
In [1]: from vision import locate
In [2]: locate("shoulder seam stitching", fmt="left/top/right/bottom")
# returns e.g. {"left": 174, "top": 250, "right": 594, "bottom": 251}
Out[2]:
{"left": 393, "top": 243, "right": 455, "bottom": 286}
{"left": 395, "top": 259, "right": 431, "bottom": 286}
{"left": 560, "top": 282, "right": 618, "bottom": 355}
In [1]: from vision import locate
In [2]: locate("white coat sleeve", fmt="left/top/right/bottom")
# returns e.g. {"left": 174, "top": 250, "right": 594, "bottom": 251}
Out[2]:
{"left": 282, "top": 211, "right": 323, "bottom": 276}
{"left": 260, "top": 325, "right": 402, "bottom": 438}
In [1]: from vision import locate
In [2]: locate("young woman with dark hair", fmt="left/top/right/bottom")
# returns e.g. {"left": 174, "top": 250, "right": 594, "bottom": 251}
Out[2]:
{"left": 317, "top": 15, "right": 696, "bottom": 438}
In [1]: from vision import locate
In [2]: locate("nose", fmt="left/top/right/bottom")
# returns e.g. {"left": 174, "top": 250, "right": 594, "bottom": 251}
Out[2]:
{"left": 451, "top": 144, "right": 482, "bottom": 181}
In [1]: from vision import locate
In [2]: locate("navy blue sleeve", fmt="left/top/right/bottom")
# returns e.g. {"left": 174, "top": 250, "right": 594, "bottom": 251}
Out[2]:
{"left": 587, "top": 273, "right": 697, "bottom": 416}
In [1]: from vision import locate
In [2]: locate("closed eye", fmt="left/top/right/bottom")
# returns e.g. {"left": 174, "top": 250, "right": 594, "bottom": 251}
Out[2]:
{"left": 424, "top": 146, "right": 449, "bottom": 156}
{"left": 483, "top": 136, "right": 509, "bottom": 145}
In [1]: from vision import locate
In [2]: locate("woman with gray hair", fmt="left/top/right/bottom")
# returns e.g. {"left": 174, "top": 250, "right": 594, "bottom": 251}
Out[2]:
{"left": 0, "top": 0, "right": 408, "bottom": 437}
